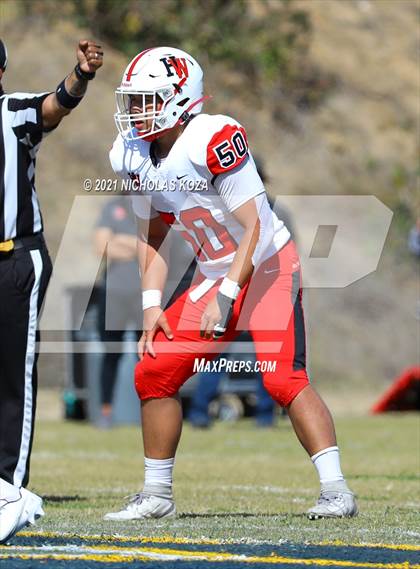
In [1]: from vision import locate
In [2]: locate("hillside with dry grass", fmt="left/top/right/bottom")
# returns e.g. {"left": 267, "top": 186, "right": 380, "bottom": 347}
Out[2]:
{"left": 0, "top": 0, "right": 418, "bottom": 411}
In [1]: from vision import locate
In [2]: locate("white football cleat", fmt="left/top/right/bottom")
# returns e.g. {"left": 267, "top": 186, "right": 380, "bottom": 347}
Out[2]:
{"left": 307, "top": 489, "right": 358, "bottom": 519}
{"left": 104, "top": 493, "right": 176, "bottom": 521}
{"left": 0, "top": 487, "right": 44, "bottom": 544}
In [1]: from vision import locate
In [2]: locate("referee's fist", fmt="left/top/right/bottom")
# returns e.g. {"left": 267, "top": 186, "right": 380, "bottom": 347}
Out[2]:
{"left": 77, "top": 40, "right": 103, "bottom": 74}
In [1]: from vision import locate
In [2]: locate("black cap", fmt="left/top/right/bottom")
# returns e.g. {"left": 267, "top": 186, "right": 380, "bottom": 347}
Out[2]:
{"left": 0, "top": 39, "right": 8, "bottom": 71}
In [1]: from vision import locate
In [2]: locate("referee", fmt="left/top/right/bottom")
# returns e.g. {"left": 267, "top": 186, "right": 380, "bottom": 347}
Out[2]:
{"left": 0, "top": 38, "right": 103, "bottom": 543}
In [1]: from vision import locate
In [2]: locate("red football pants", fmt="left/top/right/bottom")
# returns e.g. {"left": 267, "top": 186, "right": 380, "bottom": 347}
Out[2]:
{"left": 135, "top": 240, "right": 309, "bottom": 407}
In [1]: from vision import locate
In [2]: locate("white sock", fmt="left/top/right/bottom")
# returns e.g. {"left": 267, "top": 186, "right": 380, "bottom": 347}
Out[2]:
{"left": 0, "top": 478, "right": 20, "bottom": 501}
{"left": 311, "top": 446, "right": 345, "bottom": 485}
{"left": 143, "top": 457, "right": 174, "bottom": 499}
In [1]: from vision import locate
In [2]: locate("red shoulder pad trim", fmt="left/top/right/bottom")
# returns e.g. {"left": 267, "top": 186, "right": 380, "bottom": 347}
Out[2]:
{"left": 206, "top": 124, "right": 248, "bottom": 176}
{"left": 158, "top": 211, "right": 176, "bottom": 226}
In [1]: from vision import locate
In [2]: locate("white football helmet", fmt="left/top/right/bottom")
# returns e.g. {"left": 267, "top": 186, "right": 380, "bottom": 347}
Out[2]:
{"left": 115, "top": 46, "right": 204, "bottom": 142}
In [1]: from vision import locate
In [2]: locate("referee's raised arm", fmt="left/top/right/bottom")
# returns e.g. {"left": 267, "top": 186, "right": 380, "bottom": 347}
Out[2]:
{"left": 42, "top": 40, "right": 103, "bottom": 129}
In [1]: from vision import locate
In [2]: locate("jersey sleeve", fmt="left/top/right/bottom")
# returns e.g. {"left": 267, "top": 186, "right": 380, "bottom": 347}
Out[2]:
{"left": 188, "top": 115, "right": 250, "bottom": 179}
{"left": 213, "top": 154, "right": 265, "bottom": 212}
{"left": 8, "top": 92, "right": 53, "bottom": 146}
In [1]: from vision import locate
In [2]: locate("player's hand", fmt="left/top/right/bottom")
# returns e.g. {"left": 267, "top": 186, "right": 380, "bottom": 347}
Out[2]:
{"left": 201, "top": 295, "right": 221, "bottom": 339}
{"left": 138, "top": 307, "right": 173, "bottom": 359}
{"left": 77, "top": 40, "right": 103, "bottom": 73}
{"left": 201, "top": 293, "right": 235, "bottom": 340}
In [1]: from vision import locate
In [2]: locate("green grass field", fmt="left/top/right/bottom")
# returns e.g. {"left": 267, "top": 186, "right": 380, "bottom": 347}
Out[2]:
{"left": 27, "top": 413, "right": 419, "bottom": 546}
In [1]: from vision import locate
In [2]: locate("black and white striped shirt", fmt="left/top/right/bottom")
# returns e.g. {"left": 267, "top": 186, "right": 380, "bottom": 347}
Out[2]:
{"left": 0, "top": 92, "right": 51, "bottom": 241}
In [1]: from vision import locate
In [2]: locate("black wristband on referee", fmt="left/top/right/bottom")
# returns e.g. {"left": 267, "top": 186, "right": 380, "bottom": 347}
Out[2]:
{"left": 74, "top": 63, "right": 96, "bottom": 81}
{"left": 55, "top": 79, "right": 84, "bottom": 109}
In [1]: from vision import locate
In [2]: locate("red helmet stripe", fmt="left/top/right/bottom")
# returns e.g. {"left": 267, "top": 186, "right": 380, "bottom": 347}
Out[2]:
{"left": 184, "top": 95, "right": 211, "bottom": 115}
{"left": 126, "top": 48, "right": 154, "bottom": 81}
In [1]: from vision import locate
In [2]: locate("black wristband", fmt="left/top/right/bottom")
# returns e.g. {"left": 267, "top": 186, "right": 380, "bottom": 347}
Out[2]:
{"left": 56, "top": 79, "right": 83, "bottom": 109}
{"left": 74, "top": 63, "right": 96, "bottom": 81}
{"left": 213, "top": 292, "right": 235, "bottom": 339}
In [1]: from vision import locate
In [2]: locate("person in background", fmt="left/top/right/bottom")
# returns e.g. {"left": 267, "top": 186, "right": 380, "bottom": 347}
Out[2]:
{"left": 94, "top": 196, "right": 141, "bottom": 429}
{"left": 408, "top": 217, "right": 420, "bottom": 257}
{"left": 407, "top": 217, "right": 420, "bottom": 321}
{"left": 94, "top": 191, "right": 196, "bottom": 429}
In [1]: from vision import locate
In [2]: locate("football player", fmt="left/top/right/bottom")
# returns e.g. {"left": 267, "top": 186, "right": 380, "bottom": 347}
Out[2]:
{"left": 104, "top": 47, "right": 357, "bottom": 521}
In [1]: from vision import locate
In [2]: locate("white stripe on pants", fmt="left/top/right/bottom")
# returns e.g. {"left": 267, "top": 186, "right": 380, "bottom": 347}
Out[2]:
{"left": 13, "top": 250, "right": 43, "bottom": 487}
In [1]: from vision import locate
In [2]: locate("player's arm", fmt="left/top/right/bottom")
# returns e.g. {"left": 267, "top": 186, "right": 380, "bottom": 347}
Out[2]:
{"left": 197, "top": 119, "right": 265, "bottom": 338}
{"left": 137, "top": 215, "right": 173, "bottom": 359}
{"left": 137, "top": 215, "right": 170, "bottom": 290}
{"left": 200, "top": 198, "right": 260, "bottom": 339}
{"left": 224, "top": 198, "right": 260, "bottom": 287}
{"left": 42, "top": 40, "right": 103, "bottom": 130}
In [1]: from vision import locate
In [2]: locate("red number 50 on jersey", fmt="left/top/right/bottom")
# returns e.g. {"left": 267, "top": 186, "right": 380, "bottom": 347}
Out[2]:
{"left": 206, "top": 125, "right": 248, "bottom": 176}
{"left": 180, "top": 206, "right": 237, "bottom": 262}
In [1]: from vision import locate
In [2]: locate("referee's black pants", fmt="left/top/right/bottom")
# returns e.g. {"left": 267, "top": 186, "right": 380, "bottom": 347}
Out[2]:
{"left": 0, "top": 238, "right": 52, "bottom": 488}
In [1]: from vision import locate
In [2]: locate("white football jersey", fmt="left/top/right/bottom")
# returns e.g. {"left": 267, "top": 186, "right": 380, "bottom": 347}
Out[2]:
{"left": 110, "top": 114, "right": 290, "bottom": 280}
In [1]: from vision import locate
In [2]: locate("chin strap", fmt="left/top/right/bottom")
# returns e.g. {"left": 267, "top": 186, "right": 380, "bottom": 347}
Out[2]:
{"left": 177, "top": 95, "right": 212, "bottom": 126}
